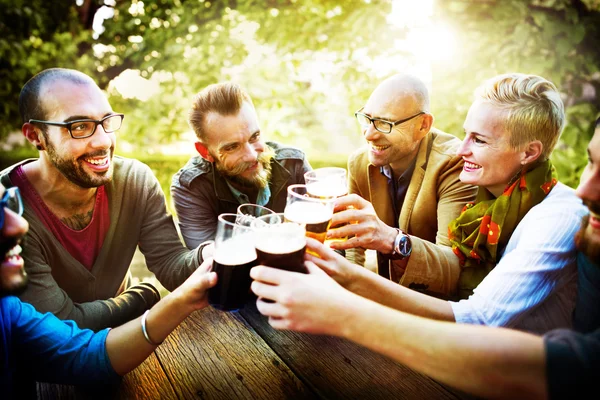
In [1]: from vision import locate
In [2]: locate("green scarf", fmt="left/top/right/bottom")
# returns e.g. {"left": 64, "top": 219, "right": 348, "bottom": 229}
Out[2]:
{"left": 448, "top": 159, "right": 557, "bottom": 299}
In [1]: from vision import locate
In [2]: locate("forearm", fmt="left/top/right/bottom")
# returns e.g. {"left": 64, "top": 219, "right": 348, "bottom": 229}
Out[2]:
{"left": 337, "top": 295, "right": 547, "bottom": 399}
{"left": 105, "top": 290, "right": 194, "bottom": 375}
{"left": 19, "top": 276, "right": 157, "bottom": 331}
{"left": 348, "top": 266, "right": 455, "bottom": 321}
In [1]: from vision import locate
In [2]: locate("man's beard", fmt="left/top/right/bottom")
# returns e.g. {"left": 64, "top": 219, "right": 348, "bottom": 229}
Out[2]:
{"left": 575, "top": 200, "right": 600, "bottom": 265}
{"left": 214, "top": 146, "right": 274, "bottom": 189}
{"left": 46, "top": 139, "right": 114, "bottom": 189}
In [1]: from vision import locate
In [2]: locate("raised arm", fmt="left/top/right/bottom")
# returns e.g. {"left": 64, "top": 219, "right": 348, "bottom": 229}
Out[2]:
{"left": 136, "top": 164, "right": 201, "bottom": 291}
{"left": 105, "top": 258, "right": 216, "bottom": 374}
{"left": 249, "top": 261, "right": 547, "bottom": 400}
{"left": 171, "top": 175, "right": 219, "bottom": 249}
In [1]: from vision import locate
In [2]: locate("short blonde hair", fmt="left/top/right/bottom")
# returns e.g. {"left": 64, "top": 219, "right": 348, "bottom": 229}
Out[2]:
{"left": 475, "top": 73, "right": 564, "bottom": 159}
{"left": 188, "top": 82, "right": 253, "bottom": 141}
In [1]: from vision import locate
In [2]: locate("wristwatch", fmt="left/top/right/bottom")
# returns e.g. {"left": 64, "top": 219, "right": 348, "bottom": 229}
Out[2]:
{"left": 390, "top": 228, "right": 412, "bottom": 260}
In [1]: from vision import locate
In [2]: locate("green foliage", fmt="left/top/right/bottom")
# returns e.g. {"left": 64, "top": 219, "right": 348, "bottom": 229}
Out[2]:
{"left": 2, "top": 0, "right": 599, "bottom": 189}
{"left": 433, "top": 0, "right": 600, "bottom": 188}
{"left": 0, "top": 0, "right": 95, "bottom": 138}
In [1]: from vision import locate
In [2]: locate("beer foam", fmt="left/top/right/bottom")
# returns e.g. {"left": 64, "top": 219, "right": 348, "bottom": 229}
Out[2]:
{"left": 284, "top": 201, "right": 332, "bottom": 224}
{"left": 307, "top": 181, "right": 347, "bottom": 198}
{"left": 255, "top": 223, "right": 306, "bottom": 254}
{"left": 214, "top": 234, "right": 257, "bottom": 265}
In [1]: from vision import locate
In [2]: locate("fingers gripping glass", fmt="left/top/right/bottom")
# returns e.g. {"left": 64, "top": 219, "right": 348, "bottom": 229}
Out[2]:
{"left": 354, "top": 108, "right": 425, "bottom": 134}
{"left": 28, "top": 114, "right": 124, "bottom": 139}
{"left": 0, "top": 187, "right": 24, "bottom": 230}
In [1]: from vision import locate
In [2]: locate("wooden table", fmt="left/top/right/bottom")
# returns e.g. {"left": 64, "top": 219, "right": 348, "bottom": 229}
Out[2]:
{"left": 37, "top": 301, "right": 473, "bottom": 399}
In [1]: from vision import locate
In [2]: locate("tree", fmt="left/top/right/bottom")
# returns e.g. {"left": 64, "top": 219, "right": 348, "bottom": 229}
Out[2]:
{"left": 2, "top": 0, "right": 598, "bottom": 188}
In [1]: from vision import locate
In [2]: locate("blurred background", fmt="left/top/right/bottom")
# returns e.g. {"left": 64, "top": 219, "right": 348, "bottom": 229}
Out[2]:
{"left": 1, "top": 0, "right": 599, "bottom": 294}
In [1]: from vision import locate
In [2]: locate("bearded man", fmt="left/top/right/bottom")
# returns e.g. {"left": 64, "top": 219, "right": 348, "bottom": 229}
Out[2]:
{"left": 0, "top": 68, "right": 205, "bottom": 330}
{"left": 171, "top": 82, "right": 311, "bottom": 259}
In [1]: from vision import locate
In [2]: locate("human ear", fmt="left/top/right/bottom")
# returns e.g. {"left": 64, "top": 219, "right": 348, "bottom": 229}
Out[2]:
{"left": 416, "top": 113, "right": 434, "bottom": 140}
{"left": 22, "top": 123, "right": 45, "bottom": 151}
{"left": 195, "top": 141, "right": 214, "bottom": 163}
{"left": 521, "top": 140, "right": 543, "bottom": 165}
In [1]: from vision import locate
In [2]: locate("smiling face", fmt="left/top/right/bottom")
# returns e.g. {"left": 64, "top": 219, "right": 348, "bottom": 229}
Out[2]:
{"left": 0, "top": 186, "right": 29, "bottom": 297}
{"left": 575, "top": 124, "right": 600, "bottom": 263}
{"left": 200, "top": 101, "right": 272, "bottom": 188}
{"left": 361, "top": 81, "right": 429, "bottom": 175}
{"left": 457, "top": 100, "right": 525, "bottom": 197}
{"left": 36, "top": 80, "right": 116, "bottom": 189}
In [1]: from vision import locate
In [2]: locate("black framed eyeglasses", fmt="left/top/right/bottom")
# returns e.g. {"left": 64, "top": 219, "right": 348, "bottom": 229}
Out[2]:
{"left": 28, "top": 114, "right": 124, "bottom": 139}
{"left": 0, "top": 187, "right": 23, "bottom": 230}
{"left": 355, "top": 108, "right": 425, "bottom": 134}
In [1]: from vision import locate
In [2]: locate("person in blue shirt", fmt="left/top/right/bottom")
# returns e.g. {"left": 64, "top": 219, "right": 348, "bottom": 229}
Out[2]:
{"left": 0, "top": 183, "right": 217, "bottom": 396}
{"left": 250, "top": 119, "right": 600, "bottom": 399}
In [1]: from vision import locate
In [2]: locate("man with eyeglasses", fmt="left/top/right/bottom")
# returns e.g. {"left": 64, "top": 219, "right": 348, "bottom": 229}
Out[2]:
{"left": 0, "top": 183, "right": 220, "bottom": 398}
{"left": 0, "top": 68, "right": 205, "bottom": 330}
{"left": 327, "top": 74, "right": 476, "bottom": 297}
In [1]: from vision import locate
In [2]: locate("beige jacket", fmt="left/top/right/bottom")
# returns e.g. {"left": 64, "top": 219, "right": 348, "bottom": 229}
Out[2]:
{"left": 347, "top": 129, "right": 477, "bottom": 297}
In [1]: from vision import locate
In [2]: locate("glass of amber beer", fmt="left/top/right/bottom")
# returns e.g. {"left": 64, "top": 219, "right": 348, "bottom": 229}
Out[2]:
{"left": 284, "top": 184, "right": 334, "bottom": 244}
{"left": 252, "top": 213, "right": 307, "bottom": 273}
{"left": 208, "top": 213, "right": 257, "bottom": 312}
{"left": 304, "top": 168, "right": 349, "bottom": 244}
{"left": 304, "top": 168, "right": 348, "bottom": 199}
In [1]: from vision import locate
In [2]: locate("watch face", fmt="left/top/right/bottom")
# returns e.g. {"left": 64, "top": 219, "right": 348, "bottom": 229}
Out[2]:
{"left": 398, "top": 235, "right": 412, "bottom": 256}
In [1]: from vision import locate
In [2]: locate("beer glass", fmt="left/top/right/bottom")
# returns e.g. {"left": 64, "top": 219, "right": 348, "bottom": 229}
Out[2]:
{"left": 285, "top": 184, "right": 334, "bottom": 244}
{"left": 252, "top": 213, "right": 307, "bottom": 273}
{"left": 304, "top": 168, "right": 349, "bottom": 244}
{"left": 236, "top": 203, "right": 276, "bottom": 227}
{"left": 208, "top": 213, "right": 257, "bottom": 312}
{"left": 304, "top": 167, "right": 348, "bottom": 199}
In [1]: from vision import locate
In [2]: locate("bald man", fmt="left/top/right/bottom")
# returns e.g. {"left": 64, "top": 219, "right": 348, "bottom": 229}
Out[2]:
{"left": 328, "top": 74, "right": 477, "bottom": 298}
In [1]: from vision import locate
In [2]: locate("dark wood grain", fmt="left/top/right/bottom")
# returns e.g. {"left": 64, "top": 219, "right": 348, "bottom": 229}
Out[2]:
{"left": 154, "top": 306, "right": 316, "bottom": 400}
{"left": 117, "top": 353, "right": 179, "bottom": 399}
{"left": 37, "top": 302, "right": 474, "bottom": 400}
{"left": 239, "top": 302, "right": 465, "bottom": 400}
{"left": 37, "top": 353, "right": 176, "bottom": 400}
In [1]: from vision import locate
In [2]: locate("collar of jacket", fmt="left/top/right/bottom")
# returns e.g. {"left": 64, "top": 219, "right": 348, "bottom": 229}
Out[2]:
{"left": 366, "top": 130, "right": 437, "bottom": 228}
{"left": 210, "top": 157, "right": 292, "bottom": 205}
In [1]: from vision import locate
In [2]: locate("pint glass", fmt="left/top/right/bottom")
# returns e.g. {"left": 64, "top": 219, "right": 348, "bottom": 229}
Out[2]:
{"left": 208, "top": 213, "right": 257, "bottom": 311}
{"left": 252, "top": 213, "right": 307, "bottom": 273}
{"left": 285, "top": 184, "right": 334, "bottom": 244}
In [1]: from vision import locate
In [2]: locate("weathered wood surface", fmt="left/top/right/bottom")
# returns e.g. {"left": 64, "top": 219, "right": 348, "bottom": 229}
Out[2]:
{"left": 153, "top": 307, "right": 314, "bottom": 400}
{"left": 36, "top": 353, "right": 176, "bottom": 400}
{"left": 239, "top": 302, "right": 465, "bottom": 400}
{"left": 38, "top": 303, "right": 473, "bottom": 400}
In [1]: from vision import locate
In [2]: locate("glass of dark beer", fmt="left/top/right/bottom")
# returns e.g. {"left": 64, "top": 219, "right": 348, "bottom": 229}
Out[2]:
{"left": 285, "top": 184, "right": 334, "bottom": 244}
{"left": 208, "top": 213, "right": 257, "bottom": 312}
{"left": 236, "top": 203, "right": 277, "bottom": 227}
{"left": 252, "top": 213, "right": 307, "bottom": 273}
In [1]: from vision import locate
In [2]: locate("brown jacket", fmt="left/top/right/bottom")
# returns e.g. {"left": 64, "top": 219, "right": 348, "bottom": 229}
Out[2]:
{"left": 347, "top": 129, "right": 477, "bottom": 297}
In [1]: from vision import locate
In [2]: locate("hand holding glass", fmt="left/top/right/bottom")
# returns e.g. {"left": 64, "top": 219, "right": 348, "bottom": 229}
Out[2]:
{"left": 252, "top": 213, "right": 307, "bottom": 273}
{"left": 208, "top": 213, "right": 257, "bottom": 312}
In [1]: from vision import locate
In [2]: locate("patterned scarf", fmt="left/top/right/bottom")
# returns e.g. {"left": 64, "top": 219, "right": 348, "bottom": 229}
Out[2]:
{"left": 448, "top": 159, "right": 557, "bottom": 299}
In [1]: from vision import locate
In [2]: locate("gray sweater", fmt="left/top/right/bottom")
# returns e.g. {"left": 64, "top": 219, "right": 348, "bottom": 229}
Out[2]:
{"left": 0, "top": 156, "right": 200, "bottom": 330}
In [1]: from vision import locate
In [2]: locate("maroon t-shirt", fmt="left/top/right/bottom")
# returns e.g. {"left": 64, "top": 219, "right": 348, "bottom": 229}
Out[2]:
{"left": 11, "top": 165, "right": 110, "bottom": 271}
